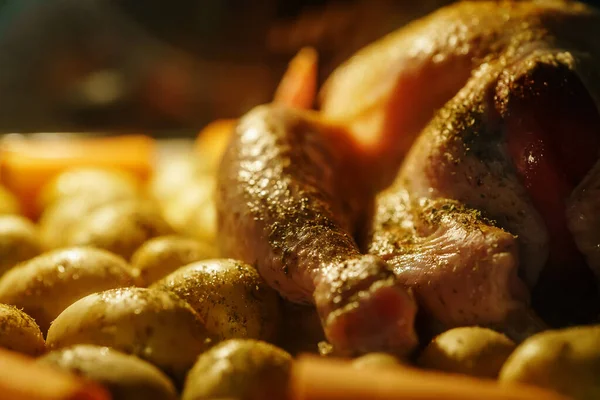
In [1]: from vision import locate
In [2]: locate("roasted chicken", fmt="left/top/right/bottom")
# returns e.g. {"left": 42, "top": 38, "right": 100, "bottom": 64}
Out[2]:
{"left": 217, "top": 0, "right": 600, "bottom": 355}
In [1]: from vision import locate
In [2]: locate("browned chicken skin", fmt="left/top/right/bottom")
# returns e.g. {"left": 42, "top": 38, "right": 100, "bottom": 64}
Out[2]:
{"left": 217, "top": 0, "right": 600, "bottom": 355}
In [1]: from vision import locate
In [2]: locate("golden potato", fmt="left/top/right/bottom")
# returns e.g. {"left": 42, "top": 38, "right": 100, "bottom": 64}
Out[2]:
{"left": 0, "top": 247, "right": 137, "bottom": 333}
{"left": 418, "top": 326, "right": 516, "bottom": 379}
{"left": 67, "top": 200, "right": 174, "bottom": 260}
{"left": 39, "top": 195, "right": 141, "bottom": 249}
{"left": 38, "top": 345, "right": 177, "bottom": 400}
{"left": 182, "top": 339, "right": 291, "bottom": 400}
{"left": 499, "top": 325, "right": 600, "bottom": 399}
{"left": 149, "top": 155, "right": 201, "bottom": 203}
{"left": 161, "top": 177, "right": 217, "bottom": 244}
{"left": 38, "top": 168, "right": 140, "bottom": 211}
{"left": 0, "top": 303, "right": 45, "bottom": 356}
{"left": 0, "top": 215, "right": 43, "bottom": 277}
{"left": 46, "top": 287, "right": 215, "bottom": 385}
{"left": 131, "top": 235, "right": 217, "bottom": 286}
{"left": 0, "top": 185, "right": 20, "bottom": 215}
{"left": 352, "top": 353, "right": 404, "bottom": 369}
{"left": 151, "top": 259, "right": 280, "bottom": 342}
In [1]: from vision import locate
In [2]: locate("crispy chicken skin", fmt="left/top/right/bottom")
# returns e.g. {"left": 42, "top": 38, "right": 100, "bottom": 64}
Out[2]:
{"left": 218, "top": 0, "right": 600, "bottom": 354}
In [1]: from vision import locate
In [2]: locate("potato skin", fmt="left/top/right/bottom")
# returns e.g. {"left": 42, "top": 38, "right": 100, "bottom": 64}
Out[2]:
{"left": 418, "top": 326, "right": 516, "bottom": 379}
{"left": 38, "top": 345, "right": 177, "bottom": 400}
{"left": 46, "top": 287, "right": 215, "bottom": 385}
{"left": 352, "top": 353, "right": 403, "bottom": 369}
{"left": 0, "top": 303, "right": 45, "bottom": 356}
{"left": 161, "top": 177, "right": 217, "bottom": 244}
{"left": 0, "top": 215, "right": 43, "bottom": 277}
{"left": 151, "top": 259, "right": 280, "bottom": 342}
{"left": 67, "top": 200, "right": 174, "bottom": 260}
{"left": 182, "top": 339, "right": 292, "bottom": 400}
{"left": 39, "top": 194, "right": 139, "bottom": 249}
{"left": 132, "top": 236, "right": 217, "bottom": 286}
{"left": 38, "top": 168, "right": 140, "bottom": 211}
{"left": 0, "top": 247, "right": 137, "bottom": 333}
{"left": 499, "top": 325, "right": 600, "bottom": 400}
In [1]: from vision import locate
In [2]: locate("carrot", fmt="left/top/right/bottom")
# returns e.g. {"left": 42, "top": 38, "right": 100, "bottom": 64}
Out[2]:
{"left": 289, "top": 355, "right": 570, "bottom": 400}
{"left": 274, "top": 47, "right": 318, "bottom": 110}
{"left": 0, "top": 135, "right": 155, "bottom": 218}
{"left": 0, "top": 348, "right": 109, "bottom": 400}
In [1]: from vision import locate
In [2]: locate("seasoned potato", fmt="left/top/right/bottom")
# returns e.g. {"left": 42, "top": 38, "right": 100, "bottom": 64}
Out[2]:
{"left": 499, "top": 325, "right": 600, "bottom": 399}
{"left": 67, "top": 200, "right": 174, "bottom": 260}
{"left": 0, "top": 247, "right": 137, "bottom": 332}
{"left": 182, "top": 339, "right": 292, "bottom": 400}
{"left": 149, "top": 155, "right": 200, "bottom": 203}
{"left": 39, "top": 194, "right": 141, "bottom": 249}
{"left": 0, "top": 215, "right": 43, "bottom": 277}
{"left": 0, "top": 185, "right": 20, "bottom": 215}
{"left": 132, "top": 235, "right": 217, "bottom": 286}
{"left": 0, "top": 303, "right": 45, "bottom": 356}
{"left": 38, "top": 168, "right": 140, "bottom": 211}
{"left": 418, "top": 326, "right": 516, "bottom": 379}
{"left": 46, "top": 287, "right": 214, "bottom": 385}
{"left": 151, "top": 259, "right": 280, "bottom": 341}
{"left": 161, "top": 177, "right": 217, "bottom": 244}
{"left": 352, "top": 353, "right": 404, "bottom": 369}
{"left": 38, "top": 345, "right": 177, "bottom": 400}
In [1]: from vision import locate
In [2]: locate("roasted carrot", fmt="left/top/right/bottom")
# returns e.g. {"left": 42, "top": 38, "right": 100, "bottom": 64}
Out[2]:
{"left": 0, "top": 135, "right": 155, "bottom": 217}
{"left": 290, "top": 355, "right": 570, "bottom": 400}
{"left": 274, "top": 47, "right": 318, "bottom": 110}
{"left": 0, "top": 348, "right": 109, "bottom": 400}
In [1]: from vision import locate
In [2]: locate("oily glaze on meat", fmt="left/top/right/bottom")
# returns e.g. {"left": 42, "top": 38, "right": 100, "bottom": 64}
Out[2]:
{"left": 218, "top": 107, "right": 418, "bottom": 355}
{"left": 217, "top": 0, "right": 600, "bottom": 355}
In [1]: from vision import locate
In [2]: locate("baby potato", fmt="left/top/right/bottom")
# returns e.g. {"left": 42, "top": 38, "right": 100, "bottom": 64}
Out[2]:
{"left": 131, "top": 235, "right": 217, "bottom": 286}
{"left": 499, "top": 325, "right": 600, "bottom": 399}
{"left": 0, "top": 215, "right": 43, "bottom": 277}
{"left": 67, "top": 200, "right": 174, "bottom": 260}
{"left": 38, "top": 345, "right": 177, "bottom": 400}
{"left": 38, "top": 168, "right": 140, "bottom": 211}
{"left": 0, "top": 247, "right": 137, "bottom": 333}
{"left": 161, "top": 177, "right": 217, "bottom": 244}
{"left": 352, "top": 353, "right": 404, "bottom": 369}
{"left": 151, "top": 259, "right": 280, "bottom": 342}
{"left": 182, "top": 339, "right": 292, "bottom": 400}
{"left": 149, "top": 155, "right": 201, "bottom": 203}
{"left": 418, "top": 326, "right": 516, "bottom": 379}
{"left": 0, "top": 303, "right": 45, "bottom": 356}
{"left": 46, "top": 287, "right": 214, "bottom": 385}
{"left": 0, "top": 185, "right": 20, "bottom": 215}
{"left": 39, "top": 194, "right": 141, "bottom": 249}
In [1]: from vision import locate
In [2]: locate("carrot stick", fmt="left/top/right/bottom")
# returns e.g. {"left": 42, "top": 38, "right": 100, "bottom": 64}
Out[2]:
{"left": 274, "top": 47, "right": 318, "bottom": 110}
{"left": 290, "top": 355, "right": 570, "bottom": 400}
{"left": 0, "top": 348, "right": 109, "bottom": 400}
{"left": 0, "top": 135, "right": 155, "bottom": 217}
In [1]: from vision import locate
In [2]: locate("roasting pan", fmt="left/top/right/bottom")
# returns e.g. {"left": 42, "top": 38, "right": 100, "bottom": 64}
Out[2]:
{"left": 0, "top": 1, "right": 597, "bottom": 399}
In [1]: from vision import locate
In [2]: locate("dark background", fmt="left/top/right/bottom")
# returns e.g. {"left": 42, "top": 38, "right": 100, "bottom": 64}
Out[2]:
{"left": 0, "top": 0, "right": 596, "bottom": 135}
